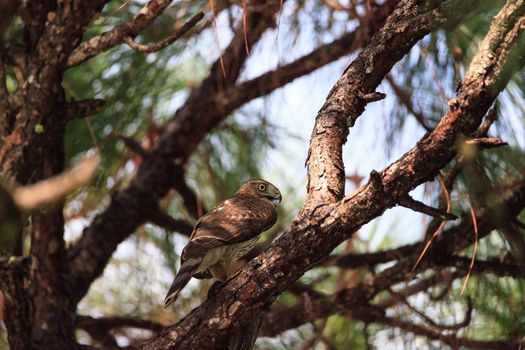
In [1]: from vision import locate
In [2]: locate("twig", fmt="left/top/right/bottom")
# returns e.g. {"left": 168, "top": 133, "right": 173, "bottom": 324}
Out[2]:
{"left": 112, "top": 132, "right": 148, "bottom": 158}
{"left": 464, "top": 137, "right": 507, "bottom": 149}
{"left": 474, "top": 107, "right": 499, "bottom": 137}
{"left": 393, "top": 288, "right": 473, "bottom": 331}
{"left": 358, "top": 91, "right": 386, "bottom": 103}
{"left": 377, "top": 270, "right": 461, "bottom": 309}
{"left": 172, "top": 173, "right": 205, "bottom": 219}
{"left": 411, "top": 175, "right": 451, "bottom": 273}
{"left": 68, "top": 0, "right": 184, "bottom": 66}
{"left": 386, "top": 74, "right": 432, "bottom": 131}
{"left": 148, "top": 208, "right": 193, "bottom": 236}
{"left": 64, "top": 99, "right": 105, "bottom": 121}
{"left": 399, "top": 195, "right": 458, "bottom": 220}
{"left": 124, "top": 12, "right": 204, "bottom": 53}
{"left": 209, "top": 0, "right": 226, "bottom": 78}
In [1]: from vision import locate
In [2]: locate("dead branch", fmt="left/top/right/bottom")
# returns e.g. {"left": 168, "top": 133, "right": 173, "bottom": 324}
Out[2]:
{"left": 398, "top": 195, "right": 458, "bottom": 220}
{"left": 12, "top": 153, "right": 99, "bottom": 211}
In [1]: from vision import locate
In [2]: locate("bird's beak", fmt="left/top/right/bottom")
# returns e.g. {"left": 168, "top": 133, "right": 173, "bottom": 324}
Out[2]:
{"left": 270, "top": 192, "right": 282, "bottom": 206}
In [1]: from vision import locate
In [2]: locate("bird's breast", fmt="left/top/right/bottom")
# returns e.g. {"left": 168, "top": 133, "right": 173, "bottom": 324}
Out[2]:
{"left": 223, "top": 237, "right": 260, "bottom": 260}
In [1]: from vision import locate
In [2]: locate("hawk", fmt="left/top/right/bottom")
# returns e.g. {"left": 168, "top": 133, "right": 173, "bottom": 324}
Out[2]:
{"left": 164, "top": 179, "right": 282, "bottom": 308}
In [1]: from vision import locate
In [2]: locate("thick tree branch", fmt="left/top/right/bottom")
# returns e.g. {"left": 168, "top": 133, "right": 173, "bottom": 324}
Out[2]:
{"left": 304, "top": 0, "right": 478, "bottom": 205}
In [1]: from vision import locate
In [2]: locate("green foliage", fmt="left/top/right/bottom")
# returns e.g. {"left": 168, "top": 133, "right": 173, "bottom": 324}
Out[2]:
{"left": 324, "top": 315, "right": 366, "bottom": 349}
{"left": 464, "top": 274, "right": 525, "bottom": 339}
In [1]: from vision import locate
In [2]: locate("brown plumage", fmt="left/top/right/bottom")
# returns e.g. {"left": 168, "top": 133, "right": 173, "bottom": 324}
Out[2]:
{"left": 164, "top": 179, "right": 281, "bottom": 308}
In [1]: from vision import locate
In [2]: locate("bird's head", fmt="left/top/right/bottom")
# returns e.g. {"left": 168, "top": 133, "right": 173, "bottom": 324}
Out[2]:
{"left": 237, "top": 179, "right": 282, "bottom": 206}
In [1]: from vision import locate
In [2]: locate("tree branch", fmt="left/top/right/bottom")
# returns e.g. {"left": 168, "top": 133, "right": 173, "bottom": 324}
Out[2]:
{"left": 77, "top": 315, "right": 164, "bottom": 333}
{"left": 123, "top": 12, "right": 204, "bottom": 53}
{"left": 64, "top": 99, "right": 105, "bottom": 121}
{"left": 323, "top": 243, "right": 417, "bottom": 268}
{"left": 147, "top": 208, "right": 193, "bottom": 237}
{"left": 398, "top": 195, "right": 458, "bottom": 220}
{"left": 435, "top": 255, "right": 525, "bottom": 278}
{"left": 67, "top": 0, "right": 175, "bottom": 67}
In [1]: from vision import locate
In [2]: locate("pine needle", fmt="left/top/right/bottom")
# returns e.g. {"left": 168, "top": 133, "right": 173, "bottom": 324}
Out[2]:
{"left": 411, "top": 175, "right": 451, "bottom": 273}
{"left": 99, "top": 0, "right": 131, "bottom": 26}
{"left": 242, "top": 0, "right": 250, "bottom": 55}
{"left": 209, "top": 0, "right": 226, "bottom": 78}
{"left": 460, "top": 202, "right": 478, "bottom": 295}
{"left": 276, "top": 0, "right": 284, "bottom": 40}
{"left": 85, "top": 118, "right": 101, "bottom": 154}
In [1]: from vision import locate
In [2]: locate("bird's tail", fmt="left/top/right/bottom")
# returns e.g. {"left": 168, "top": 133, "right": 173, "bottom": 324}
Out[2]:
{"left": 164, "top": 257, "right": 203, "bottom": 308}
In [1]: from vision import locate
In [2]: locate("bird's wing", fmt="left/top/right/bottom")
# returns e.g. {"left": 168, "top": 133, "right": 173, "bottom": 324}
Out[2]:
{"left": 182, "top": 195, "right": 277, "bottom": 261}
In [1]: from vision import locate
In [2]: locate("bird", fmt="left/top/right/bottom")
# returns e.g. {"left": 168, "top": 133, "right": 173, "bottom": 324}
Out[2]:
{"left": 164, "top": 179, "right": 282, "bottom": 308}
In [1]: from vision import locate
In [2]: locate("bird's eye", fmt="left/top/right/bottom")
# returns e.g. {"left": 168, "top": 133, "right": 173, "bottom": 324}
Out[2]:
{"left": 258, "top": 184, "right": 266, "bottom": 191}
